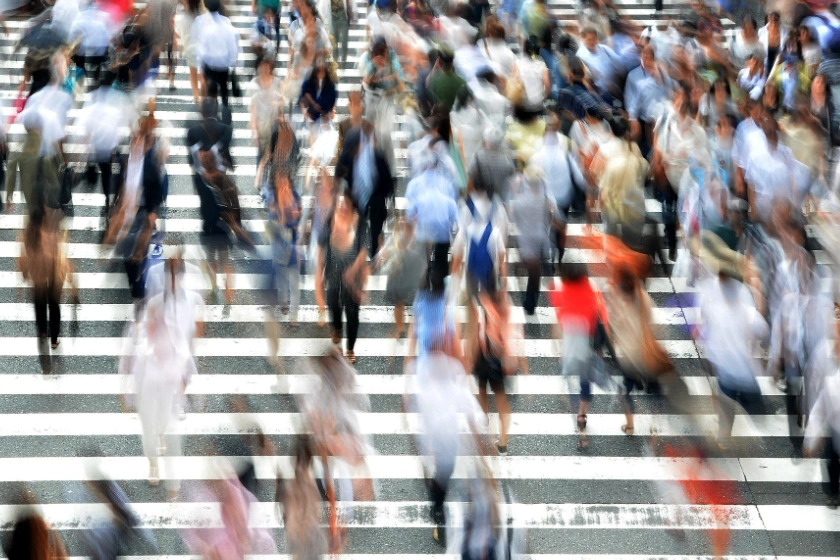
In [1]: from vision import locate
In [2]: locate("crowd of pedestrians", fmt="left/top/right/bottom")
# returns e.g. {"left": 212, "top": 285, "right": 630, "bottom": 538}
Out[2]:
{"left": 5, "top": 0, "right": 840, "bottom": 557}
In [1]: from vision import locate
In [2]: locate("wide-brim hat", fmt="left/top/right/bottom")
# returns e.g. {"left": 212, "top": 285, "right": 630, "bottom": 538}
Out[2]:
{"left": 699, "top": 230, "right": 744, "bottom": 281}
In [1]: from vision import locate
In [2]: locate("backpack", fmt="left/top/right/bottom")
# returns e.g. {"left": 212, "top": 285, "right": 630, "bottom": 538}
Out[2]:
{"left": 465, "top": 197, "right": 497, "bottom": 293}
{"left": 815, "top": 14, "right": 840, "bottom": 55}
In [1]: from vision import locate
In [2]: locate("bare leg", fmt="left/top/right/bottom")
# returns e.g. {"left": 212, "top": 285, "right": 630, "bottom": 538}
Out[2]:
{"left": 496, "top": 389, "right": 510, "bottom": 447}
{"left": 189, "top": 67, "right": 200, "bottom": 103}
{"left": 394, "top": 301, "right": 405, "bottom": 338}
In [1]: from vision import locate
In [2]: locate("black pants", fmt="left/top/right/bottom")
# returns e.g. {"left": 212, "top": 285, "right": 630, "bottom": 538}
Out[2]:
{"left": 327, "top": 286, "right": 360, "bottom": 352}
{"left": 96, "top": 158, "right": 113, "bottom": 213}
{"left": 429, "top": 455, "right": 455, "bottom": 526}
{"left": 430, "top": 241, "right": 450, "bottom": 280}
{"left": 657, "top": 186, "right": 678, "bottom": 251}
{"left": 522, "top": 259, "right": 541, "bottom": 315}
{"left": 33, "top": 285, "right": 60, "bottom": 344}
{"left": 203, "top": 65, "right": 230, "bottom": 107}
{"left": 369, "top": 202, "right": 387, "bottom": 257}
{"left": 72, "top": 54, "right": 108, "bottom": 84}
{"left": 828, "top": 436, "right": 840, "bottom": 498}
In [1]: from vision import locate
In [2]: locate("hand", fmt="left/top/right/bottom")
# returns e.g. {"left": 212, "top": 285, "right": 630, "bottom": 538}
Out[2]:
{"left": 317, "top": 305, "right": 326, "bottom": 326}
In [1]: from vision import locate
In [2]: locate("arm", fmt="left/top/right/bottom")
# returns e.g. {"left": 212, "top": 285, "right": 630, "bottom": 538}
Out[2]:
{"left": 315, "top": 241, "right": 326, "bottom": 321}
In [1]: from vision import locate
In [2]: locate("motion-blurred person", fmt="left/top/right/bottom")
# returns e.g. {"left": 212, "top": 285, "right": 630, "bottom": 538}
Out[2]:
{"left": 472, "top": 291, "right": 522, "bottom": 455}
{"left": 804, "top": 361, "right": 840, "bottom": 508}
{"left": 250, "top": 55, "right": 284, "bottom": 166}
{"left": 179, "top": 0, "right": 205, "bottom": 104}
{"left": 123, "top": 258, "right": 198, "bottom": 491}
{"left": 265, "top": 171, "right": 302, "bottom": 325}
{"left": 86, "top": 478, "right": 158, "bottom": 559}
{"left": 528, "top": 111, "right": 581, "bottom": 270}
{"left": 360, "top": 36, "right": 404, "bottom": 170}
{"left": 276, "top": 435, "right": 327, "bottom": 560}
{"left": 509, "top": 166, "right": 560, "bottom": 315}
{"left": 6, "top": 511, "right": 68, "bottom": 560}
{"left": 411, "top": 304, "right": 485, "bottom": 540}
{"left": 18, "top": 208, "right": 76, "bottom": 354}
{"left": 549, "top": 263, "right": 605, "bottom": 448}
{"left": 5, "top": 112, "right": 62, "bottom": 215}
{"left": 78, "top": 74, "right": 138, "bottom": 217}
{"left": 191, "top": 0, "right": 241, "bottom": 107}
{"left": 315, "top": 195, "right": 369, "bottom": 363}
{"left": 404, "top": 148, "right": 459, "bottom": 281}
{"left": 300, "top": 350, "right": 374, "bottom": 551}
{"left": 696, "top": 231, "right": 768, "bottom": 450}
{"left": 299, "top": 59, "right": 338, "bottom": 132}
{"left": 467, "top": 125, "right": 516, "bottom": 204}
{"left": 336, "top": 125, "right": 394, "bottom": 259}
{"left": 187, "top": 476, "right": 277, "bottom": 558}
{"left": 377, "top": 215, "right": 427, "bottom": 339}
{"left": 652, "top": 85, "right": 708, "bottom": 260}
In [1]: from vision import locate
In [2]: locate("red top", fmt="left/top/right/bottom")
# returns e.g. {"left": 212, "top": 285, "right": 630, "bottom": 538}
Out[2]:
{"left": 548, "top": 278, "right": 604, "bottom": 337}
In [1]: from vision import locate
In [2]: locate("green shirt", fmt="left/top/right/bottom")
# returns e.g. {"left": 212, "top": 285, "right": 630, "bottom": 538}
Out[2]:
{"left": 428, "top": 70, "right": 466, "bottom": 113}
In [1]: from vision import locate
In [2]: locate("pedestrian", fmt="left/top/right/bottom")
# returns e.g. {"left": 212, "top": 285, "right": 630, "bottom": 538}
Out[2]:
{"left": 315, "top": 194, "right": 369, "bottom": 363}
{"left": 18, "top": 208, "right": 76, "bottom": 352}
{"left": 265, "top": 172, "right": 302, "bottom": 325}
{"left": 276, "top": 435, "right": 327, "bottom": 560}
{"left": 191, "top": 0, "right": 241, "bottom": 107}
{"left": 179, "top": 0, "right": 205, "bottom": 104}
{"left": 249, "top": 55, "right": 284, "bottom": 165}
{"left": 509, "top": 165, "right": 559, "bottom": 315}
{"left": 549, "top": 262, "right": 604, "bottom": 449}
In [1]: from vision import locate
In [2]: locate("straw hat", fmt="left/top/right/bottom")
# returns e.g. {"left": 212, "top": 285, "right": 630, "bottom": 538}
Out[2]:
{"left": 699, "top": 230, "right": 745, "bottom": 281}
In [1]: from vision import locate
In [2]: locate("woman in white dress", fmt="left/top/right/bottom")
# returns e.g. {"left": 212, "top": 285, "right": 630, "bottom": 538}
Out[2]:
{"left": 123, "top": 257, "right": 201, "bottom": 492}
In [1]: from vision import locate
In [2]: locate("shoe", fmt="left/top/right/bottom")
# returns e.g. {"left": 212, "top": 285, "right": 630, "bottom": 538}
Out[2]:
{"left": 577, "top": 414, "right": 587, "bottom": 431}
{"left": 50, "top": 339, "right": 60, "bottom": 350}
{"left": 828, "top": 496, "right": 839, "bottom": 509}
{"left": 776, "top": 378, "right": 788, "bottom": 393}
{"left": 346, "top": 350, "right": 356, "bottom": 365}
{"left": 331, "top": 330, "right": 341, "bottom": 345}
{"left": 668, "top": 247, "right": 677, "bottom": 262}
{"left": 148, "top": 465, "right": 160, "bottom": 486}
{"left": 495, "top": 441, "right": 508, "bottom": 456}
{"left": 151, "top": 244, "right": 164, "bottom": 259}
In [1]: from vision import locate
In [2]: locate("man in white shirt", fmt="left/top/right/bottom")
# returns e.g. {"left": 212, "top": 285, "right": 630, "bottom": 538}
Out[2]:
{"left": 191, "top": 0, "right": 241, "bottom": 106}
{"left": 744, "top": 109, "right": 798, "bottom": 224}
{"left": 575, "top": 27, "right": 622, "bottom": 100}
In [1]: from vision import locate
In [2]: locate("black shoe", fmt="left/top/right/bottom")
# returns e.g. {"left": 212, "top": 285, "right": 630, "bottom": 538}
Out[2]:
{"left": 828, "top": 495, "right": 839, "bottom": 509}
{"left": 668, "top": 247, "right": 677, "bottom": 262}
{"left": 495, "top": 441, "right": 508, "bottom": 455}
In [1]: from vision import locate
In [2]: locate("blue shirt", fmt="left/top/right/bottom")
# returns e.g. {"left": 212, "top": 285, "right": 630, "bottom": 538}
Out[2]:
{"left": 540, "top": 48, "right": 565, "bottom": 100}
{"left": 624, "top": 64, "right": 672, "bottom": 123}
{"left": 407, "top": 187, "right": 458, "bottom": 244}
{"left": 413, "top": 290, "right": 447, "bottom": 357}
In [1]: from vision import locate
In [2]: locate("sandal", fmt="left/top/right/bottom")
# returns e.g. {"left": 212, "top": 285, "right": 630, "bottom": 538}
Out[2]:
{"left": 50, "top": 339, "right": 60, "bottom": 350}
{"left": 577, "top": 414, "right": 587, "bottom": 431}
{"left": 331, "top": 331, "right": 341, "bottom": 345}
{"left": 621, "top": 424, "right": 635, "bottom": 436}
{"left": 346, "top": 351, "right": 356, "bottom": 365}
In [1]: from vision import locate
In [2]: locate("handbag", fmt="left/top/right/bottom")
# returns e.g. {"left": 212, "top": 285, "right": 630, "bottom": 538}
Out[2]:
{"left": 504, "top": 66, "right": 525, "bottom": 107}
{"left": 637, "top": 283, "right": 672, "bottom": 378}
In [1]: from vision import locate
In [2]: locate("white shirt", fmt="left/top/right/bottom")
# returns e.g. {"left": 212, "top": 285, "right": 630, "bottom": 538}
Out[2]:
{"left": 529, "top": 132, "right": 578, "bottom": 209}
{"left": 191, "top": 11, "right": 240, "bottom": 70}
{"left": 469, "top": 79, "right": 510, "bottom": 130}
{"left": 575, "top": 43, "right": 621, "bottom": 94}
{"left": 452, "top": 193, "right": 508, "bottom": 277}
{"left": 697, "top": 276, "right": 768, "bottom": 391}
{"left": 744, "top": 139, "right": 798, "bottom": 222}
{"left": 805, "top": 372, "right": 840, "bottom": 453}
{"left": 479, "top": 38, "right": 516, "bottom": 79}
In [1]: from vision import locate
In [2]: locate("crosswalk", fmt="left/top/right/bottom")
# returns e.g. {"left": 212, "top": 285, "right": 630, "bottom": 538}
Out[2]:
{"left": 0, "top": 0, "right": 837, "bottom": 558}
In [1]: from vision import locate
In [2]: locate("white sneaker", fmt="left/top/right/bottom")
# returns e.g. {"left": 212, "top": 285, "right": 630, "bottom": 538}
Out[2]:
{"left": 178, "top": 402, "right": 187, "bottom": 420}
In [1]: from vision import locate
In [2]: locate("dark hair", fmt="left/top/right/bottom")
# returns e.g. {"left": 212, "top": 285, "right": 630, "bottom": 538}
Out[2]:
{"left": 562, "top": 262, "right": 589, "bottom": 283}
{"left": 256, "top": 53, "right": 275, "bottom": 69}
{"left": 524, "top": 35, "right": 540, "bottom": 58}
{"left": 712, "top": 77, "right": 731, "bottom": 97}
{"left": 304, "top": 61, "right": 333, "bottom": 90}
{"left": 204, "top": 0, "right": 221, "bottom": 13}
{"left": 371, "top": 36, "right": 389, "bottom": 58}
{"left": 200, "top": 96, "right": 218, "bottom": 118}
{"left": 609, "top": 115, "right": 628, "bottom": 139}
{"left": 475, "top": 67, "right": 497, "bottom": 83}
{"left": 742, "top": 16, "right": 757, "bottom": 30}
{"left": 568, "top": 56, "right": 585, "bottom": 81}
{"left": 187, "top": 0, "right": 202, "bottom": 14}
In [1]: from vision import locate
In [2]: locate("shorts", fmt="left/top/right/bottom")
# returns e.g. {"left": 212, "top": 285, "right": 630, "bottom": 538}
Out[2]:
{"left": 474, "top": 351, "right": 506, "bottom": 394}
{"left": 202, "top": 233, "right": 232, "bottom": 268}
